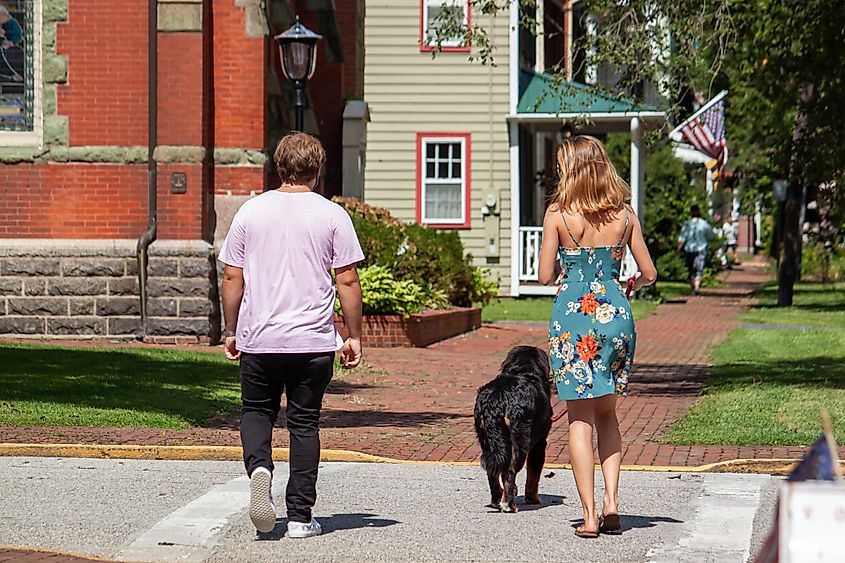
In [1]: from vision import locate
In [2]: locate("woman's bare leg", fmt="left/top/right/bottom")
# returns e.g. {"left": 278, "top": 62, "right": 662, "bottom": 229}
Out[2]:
{"left": 594, "top": 394, "right": 622, "bottom": 517}
{"left": 567, "top": 399, "right": 598, "bottom": 534}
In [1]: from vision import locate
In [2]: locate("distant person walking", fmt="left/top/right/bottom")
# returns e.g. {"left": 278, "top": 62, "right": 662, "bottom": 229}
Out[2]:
{"left": 538, "top": 136, "right": 657, "bottom": 538}
{"left": 219, "top": 132, "right": 364, "bottom": 538}
{"left": 722, "top": 215, "right": 739, "bottom": 266}
{"left": 676, "top": 205, "right": 714, "bottom": 295}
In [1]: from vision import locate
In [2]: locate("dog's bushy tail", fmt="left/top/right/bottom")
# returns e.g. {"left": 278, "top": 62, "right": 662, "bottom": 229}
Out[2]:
{"left": 474, "top": 388, "right": 512, "bottom": 476}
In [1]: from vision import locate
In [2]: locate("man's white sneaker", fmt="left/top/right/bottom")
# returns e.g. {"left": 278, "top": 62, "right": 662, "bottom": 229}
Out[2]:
{"left": 287, "top": 517, "right": 322, "bottom": 539}
{"left": 249, "top": 467, "right": 277, "bottom": 533}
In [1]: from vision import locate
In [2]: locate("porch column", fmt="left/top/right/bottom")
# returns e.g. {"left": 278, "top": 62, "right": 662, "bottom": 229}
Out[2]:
{"left": 509, "top": 121, "right": 521, "bottom": 297}
{"left": 622, "top": 117, "right": 645, "bottom": 278}
{"left": 630, "top": 117, "right": 644, "bottom": 218}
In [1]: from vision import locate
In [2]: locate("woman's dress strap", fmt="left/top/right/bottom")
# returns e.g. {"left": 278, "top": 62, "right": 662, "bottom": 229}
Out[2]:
{"left": 560, "top": 212, "right": 581, "bottom": 248}
{"left": 616, "top": 206, "right": 630, "bottom": 246}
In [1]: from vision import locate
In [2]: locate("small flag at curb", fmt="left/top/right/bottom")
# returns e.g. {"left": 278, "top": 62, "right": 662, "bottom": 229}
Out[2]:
{"left": 754, "top": 414, "right": 842, "bottom": 562}
{"left": 787, "top": 433, "right": 841, "bottom": 482}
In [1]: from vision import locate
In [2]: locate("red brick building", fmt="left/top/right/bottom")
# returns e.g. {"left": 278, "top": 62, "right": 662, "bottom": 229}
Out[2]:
{"left": 0, "top": 0, "right": 362, "bottom": 341}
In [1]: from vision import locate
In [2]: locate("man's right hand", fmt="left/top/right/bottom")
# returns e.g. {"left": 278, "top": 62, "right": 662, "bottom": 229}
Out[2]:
{"left": 340, "top": 337, "right": 362, "bottom": 368}
{"left": 224, "top": 336, "right": 240, "bottom": 360}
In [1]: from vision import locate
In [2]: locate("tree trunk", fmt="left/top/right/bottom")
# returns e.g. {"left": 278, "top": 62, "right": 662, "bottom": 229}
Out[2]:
{"left": 777, "top": 182, "right": 802, "bottom": 306}
{"left": 777, "top": 83, "right": 813, "bottom": 307}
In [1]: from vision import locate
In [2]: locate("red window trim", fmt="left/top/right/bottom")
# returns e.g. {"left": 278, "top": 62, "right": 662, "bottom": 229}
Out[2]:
{"left": 419, "top": 0, "right": 472, "bottom": 53}
{"left": 416, "top": 132, "right": 472, "bottom": 230}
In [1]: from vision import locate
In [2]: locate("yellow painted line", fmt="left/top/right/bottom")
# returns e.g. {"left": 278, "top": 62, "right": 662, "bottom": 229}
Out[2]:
{"left": 0, "top": 443, "right": 826, "bottom": 474}
{"left": 0, "top": 544, "right": 109, "bottom": 560}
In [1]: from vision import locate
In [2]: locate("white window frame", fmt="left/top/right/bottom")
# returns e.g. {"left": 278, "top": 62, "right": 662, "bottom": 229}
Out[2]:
{"left": 421, "top": 0, "right": 470, "bottom": 51}
{"left": 0, "top": 0, "right": 43, "bottom": 148}
{"left": 418, "top": 134, "right": 469, "bottom": 227}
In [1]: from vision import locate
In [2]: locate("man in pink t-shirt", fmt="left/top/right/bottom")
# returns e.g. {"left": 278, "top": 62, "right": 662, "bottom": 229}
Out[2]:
{"left": 219, "top": 133, "right": 363, "bottom": 538}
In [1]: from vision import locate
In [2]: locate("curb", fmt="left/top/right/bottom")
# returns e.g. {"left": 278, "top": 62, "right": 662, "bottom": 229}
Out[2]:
{"left": 0, "top": 443, "right": 816, "bottom": 474}
{"left": 0, "top": 545, "right": 108, "bottom": 561}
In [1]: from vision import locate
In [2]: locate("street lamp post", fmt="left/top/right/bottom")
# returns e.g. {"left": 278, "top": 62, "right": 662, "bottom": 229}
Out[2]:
{"left": 274, "top": 16, "right": 322, "bottom": 132}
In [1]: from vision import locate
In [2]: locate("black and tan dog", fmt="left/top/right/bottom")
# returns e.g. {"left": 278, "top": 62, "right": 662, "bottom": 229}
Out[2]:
{"left": 474, "top": 345, "right": 553, "bottom": 512}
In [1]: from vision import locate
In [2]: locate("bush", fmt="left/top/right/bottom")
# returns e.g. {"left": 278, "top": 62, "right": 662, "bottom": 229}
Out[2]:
{"left": 655, "top": 252, "right": 688, "bottom": 282}
{"left": 333, "top": 197, "right": 498, "bottom": 310}
{"left": 357, "top": 265, "right": 429, "bottom": 317}
{"left": 802, "top": 241, "right": 845, "bottom": 282}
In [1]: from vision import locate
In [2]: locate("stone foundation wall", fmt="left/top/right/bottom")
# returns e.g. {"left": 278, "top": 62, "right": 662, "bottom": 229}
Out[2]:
{"left": 0, "top": 239, "right": 219, "bottom": 342}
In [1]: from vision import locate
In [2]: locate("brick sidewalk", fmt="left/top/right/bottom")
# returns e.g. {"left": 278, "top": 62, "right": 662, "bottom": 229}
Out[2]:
{"left": 3, "top": 258, "right": 826, "bottom": 467}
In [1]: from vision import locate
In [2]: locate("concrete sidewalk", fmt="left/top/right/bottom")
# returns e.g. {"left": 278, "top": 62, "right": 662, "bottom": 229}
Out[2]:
{"left": 0, "top": 457, "right": 781, "bottom": 563}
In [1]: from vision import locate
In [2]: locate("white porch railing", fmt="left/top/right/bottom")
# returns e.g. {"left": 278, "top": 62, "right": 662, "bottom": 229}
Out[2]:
{"left": 518, "top": 226, "right": 543, "bottom": 281}
{"left": 517, "top": 226, "right": 638, "bottom": 289}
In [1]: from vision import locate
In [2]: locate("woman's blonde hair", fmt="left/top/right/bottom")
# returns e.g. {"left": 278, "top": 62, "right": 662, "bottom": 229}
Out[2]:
{"left": 550, "top": 135, "right": 630, "bottom": 214}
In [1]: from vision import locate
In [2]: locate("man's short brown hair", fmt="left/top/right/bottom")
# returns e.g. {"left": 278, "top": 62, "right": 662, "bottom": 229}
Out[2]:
{"left": 273, "top": 132, "right": 327, "bottom": 184}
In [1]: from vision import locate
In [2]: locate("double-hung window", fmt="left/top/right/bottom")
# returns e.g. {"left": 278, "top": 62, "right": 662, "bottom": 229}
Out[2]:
{"left": 416, "top": 133, "right": 471, "bottom": 228}
{"left": 420, "top": 0, "right": 470, "bottom": 52}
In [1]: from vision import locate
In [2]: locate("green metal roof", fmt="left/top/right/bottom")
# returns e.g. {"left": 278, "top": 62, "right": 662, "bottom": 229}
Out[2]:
{"left": 517, "top": 68, "right": 656, "bottom": 115}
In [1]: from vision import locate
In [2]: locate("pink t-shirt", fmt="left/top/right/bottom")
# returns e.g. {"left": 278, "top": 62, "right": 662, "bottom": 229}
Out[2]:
{"left": 218, "top": 191, "right": 364, "bottom": 354}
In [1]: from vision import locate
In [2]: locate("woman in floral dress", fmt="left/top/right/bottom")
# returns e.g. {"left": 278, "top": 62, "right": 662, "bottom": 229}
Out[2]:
{"left": 538, "top": 136, "right": 657, "bottom": 538}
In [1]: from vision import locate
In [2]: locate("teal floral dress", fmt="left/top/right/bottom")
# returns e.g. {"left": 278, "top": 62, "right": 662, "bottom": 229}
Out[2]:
{"left": 549, "top": 211, "right": 636, "bottom": 400}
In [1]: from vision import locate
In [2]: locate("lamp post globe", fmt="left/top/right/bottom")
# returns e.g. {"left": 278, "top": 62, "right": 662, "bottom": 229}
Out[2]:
{"left": 274, "top": 16, "right": 322, "bottom": 132}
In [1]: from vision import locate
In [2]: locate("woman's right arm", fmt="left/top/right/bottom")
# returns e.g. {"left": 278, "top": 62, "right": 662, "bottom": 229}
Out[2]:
{"left": 628, "top": 211, "right": 657, "bottom": 290}
{"left": 538, "top": 208, "right": 561, "bottom": 286}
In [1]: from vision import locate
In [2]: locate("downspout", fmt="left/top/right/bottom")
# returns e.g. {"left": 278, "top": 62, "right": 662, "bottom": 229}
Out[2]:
{"left": 136, "top": 0, "right": 158, "bottom": 338}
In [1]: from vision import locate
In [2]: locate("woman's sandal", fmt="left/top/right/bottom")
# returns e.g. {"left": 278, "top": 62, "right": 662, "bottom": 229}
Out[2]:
{"left": 599, "top": 513, "right": 621, "bottom": 533}
{"left": 574, "top": 525, "right": 599, "bottom": 539}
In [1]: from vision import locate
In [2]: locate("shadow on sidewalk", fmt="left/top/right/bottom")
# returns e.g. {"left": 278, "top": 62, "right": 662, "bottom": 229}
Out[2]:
{"left": 319, "top": 409, "right": 472, "bottom": 429}
{"left": 326, "top": 380, "right": 379, "bottom": 394}
{"left": 257, "top": 513, "right": 400, "bottom": 539}
{"left": 629, "top": 363, "right": 709, "bottom": 397}
{"left": 210, "top": 409, "right": 472, "bottom": 431}
{"left": 509, "top": 494, "right": 566, "bottom": 512}
{"left": 569, "top": 514, "right": 683, "bottom": 534}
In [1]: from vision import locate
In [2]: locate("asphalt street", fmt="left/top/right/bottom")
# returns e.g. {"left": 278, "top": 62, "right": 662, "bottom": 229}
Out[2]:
{"left": 0, "top": 457, "right": 781, "bottom": 562}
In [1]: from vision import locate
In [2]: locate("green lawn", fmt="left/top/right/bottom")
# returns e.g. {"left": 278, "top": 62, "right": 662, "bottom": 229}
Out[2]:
{"left": 0, "top": 344, "right": 241, "bottom": 428}
{"left": 740, "top": 281, "right": 845, "bottom": 328}
{"left": 482, "top": 281, "right": 691, "bottom": 323}
{"left": 667, "top": 281, "right": 845, "bottom": 445}
{"left": 482, "top": 297, "right": 659, "bottom": 323}
{"left": 654, "top": 281, "right": 694, "bottom": 302}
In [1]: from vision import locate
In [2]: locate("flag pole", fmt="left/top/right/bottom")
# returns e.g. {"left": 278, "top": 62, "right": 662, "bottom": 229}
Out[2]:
{"left": 821, "top": 409, "right": 843, "bottom": 481}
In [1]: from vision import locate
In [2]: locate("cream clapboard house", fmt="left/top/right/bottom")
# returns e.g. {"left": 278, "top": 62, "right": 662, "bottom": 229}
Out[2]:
{"left": 361, "top": 1, "right": 664, "bottom": 296}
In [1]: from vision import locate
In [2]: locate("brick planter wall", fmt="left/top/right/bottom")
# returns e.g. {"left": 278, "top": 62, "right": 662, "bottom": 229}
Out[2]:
{"left": 334, "top": 307, "right": 482, "bottom": 348}
{"left": 0, "top": 239, "right": 219, "bottom": 343}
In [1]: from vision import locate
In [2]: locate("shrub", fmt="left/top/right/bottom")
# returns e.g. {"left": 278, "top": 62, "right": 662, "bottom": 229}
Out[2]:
{"left": 333, "top": 197, "right": 498, "bottom": 310}
{"left": 357, "top": 265, "right": 429, "bottom": 317}
{"left": 655, "top": 252, "right": 688, "bottom": 282}
{"left": 802, "top": 241, "right": 845, "bottom": 282}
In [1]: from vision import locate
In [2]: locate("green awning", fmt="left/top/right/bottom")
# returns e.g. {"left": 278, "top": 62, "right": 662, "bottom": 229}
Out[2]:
{"left": 517, "top": 67, "right": 656, "bottom": 115}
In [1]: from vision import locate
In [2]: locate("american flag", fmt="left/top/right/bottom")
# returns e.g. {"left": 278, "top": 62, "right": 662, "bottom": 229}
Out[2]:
{"left": 672, "top": 92, "right": 729, "bottom": 187}
{"left": 679, "top": 97, "right": 727, "bottom": 164}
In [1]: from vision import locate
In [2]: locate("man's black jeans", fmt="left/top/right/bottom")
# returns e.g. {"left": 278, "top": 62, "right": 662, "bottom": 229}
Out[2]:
{"left": 239, "top": 351, "right": 334, "bottom": 523}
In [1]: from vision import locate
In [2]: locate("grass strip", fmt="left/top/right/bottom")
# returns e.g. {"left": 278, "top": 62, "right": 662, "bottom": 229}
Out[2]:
{"left": 0, "top": 343, "right": 240, "bottom": 428}
{"left": 666, "top": 327, "right": 845, "bottom": 445}
{"left": 740, "top": 281, "right": 845, "bottom": 328}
